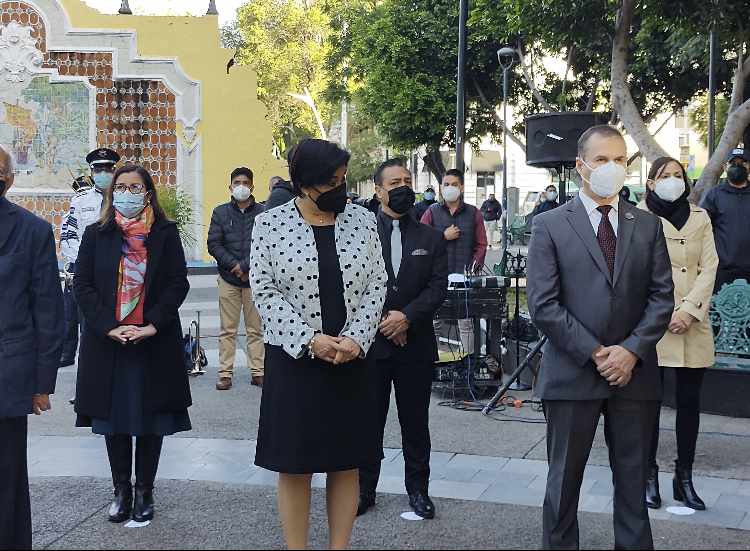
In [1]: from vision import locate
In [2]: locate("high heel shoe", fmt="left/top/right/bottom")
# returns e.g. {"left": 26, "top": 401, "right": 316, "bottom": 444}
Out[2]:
{"left": 646, "top": 467, "right": 661, "bottom": 509}
{"left": 673, "top": 466, "right": 705, "bottom": 510}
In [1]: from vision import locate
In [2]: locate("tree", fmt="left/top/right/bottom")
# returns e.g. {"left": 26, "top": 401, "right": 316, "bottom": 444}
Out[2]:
{"left": 690, "top": 95, "right": 732, "bottom": 150}
{"left": 326, "top": 0, "right": 507, "bottom": 182}
{"left": 222, "top": 0, "right": 334, "bottom": 153}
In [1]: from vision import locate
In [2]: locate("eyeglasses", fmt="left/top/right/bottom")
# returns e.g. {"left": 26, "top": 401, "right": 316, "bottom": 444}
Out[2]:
{"left": 114, "top": 183, "right": 145, "bottom": 193}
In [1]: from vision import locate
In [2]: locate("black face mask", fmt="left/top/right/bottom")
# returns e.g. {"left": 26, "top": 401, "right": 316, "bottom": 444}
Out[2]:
{"left": 310, "top": 183, "right": 348, "bottom": 214}
{"left": 387, "top": 186, "right": 415, "bottom": 215}
{"left": 727, "top": 164, "right": 749, "bottom": 185}
{"left": 0, "top": 180, "right": 5, "bottom": 194}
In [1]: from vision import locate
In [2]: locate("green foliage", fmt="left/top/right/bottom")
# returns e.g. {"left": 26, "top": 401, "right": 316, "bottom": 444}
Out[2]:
{"left": 690, "top": 95, "right": 732, "bottom": 149}
{"left": 223, "top": 0, "right": 334, "bottom": 153}
{"left": 345, "top": 115, "right": 385, "bottom": 186}
{"left": 158, "top": 185, "right": 198, "bottom": 251}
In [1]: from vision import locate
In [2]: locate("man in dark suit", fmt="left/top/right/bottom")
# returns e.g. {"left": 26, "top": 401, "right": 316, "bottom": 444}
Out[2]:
{"left": 358, "top": 159, "right": 448, "bottom": 519}
{"left": 527, "top": 125, "right": 674, "bottom": 550}
{"left": 0, "top": 144, "right": 65, "bottom": 549}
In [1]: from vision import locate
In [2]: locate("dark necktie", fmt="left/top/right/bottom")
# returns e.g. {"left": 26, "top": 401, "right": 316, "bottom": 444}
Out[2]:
{"left": 597, "top": 205, "right": 616, "bottom": 277}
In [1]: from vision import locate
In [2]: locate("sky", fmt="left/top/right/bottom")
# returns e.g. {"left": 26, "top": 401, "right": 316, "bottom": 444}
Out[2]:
{"left": 82, "top": 0, "right": 246, "bottom": 26}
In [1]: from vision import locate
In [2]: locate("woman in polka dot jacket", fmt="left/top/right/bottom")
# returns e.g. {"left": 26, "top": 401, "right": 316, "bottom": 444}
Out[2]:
{"left": 249, "top": 138, "right": 387, "bottom": 550}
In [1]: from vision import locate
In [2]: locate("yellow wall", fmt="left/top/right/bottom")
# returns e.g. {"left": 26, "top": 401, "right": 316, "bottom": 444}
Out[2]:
{"left": 61, "top": 0, "right": 282, "bottom": 261}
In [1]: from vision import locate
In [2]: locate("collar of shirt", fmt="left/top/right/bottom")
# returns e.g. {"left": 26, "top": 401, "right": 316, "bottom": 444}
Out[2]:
{"left": 579, "top": 190, "right": 619, "bottom": 237}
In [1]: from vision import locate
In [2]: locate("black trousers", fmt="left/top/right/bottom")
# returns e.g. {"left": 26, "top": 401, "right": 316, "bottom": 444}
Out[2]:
{"left": 648, "top": 367, "right": 705, "bottom": 470}
{"left": 0, "top": 417, "right": 32, "bottom": 550}
{"left": 359, "top": 359, "right": 434, "bottom": 496}
{"left": 62, "top": 283, "right": 82, "bottom": 358}
{"left": 542, "top": 397, "right": 659, "bottom": 551}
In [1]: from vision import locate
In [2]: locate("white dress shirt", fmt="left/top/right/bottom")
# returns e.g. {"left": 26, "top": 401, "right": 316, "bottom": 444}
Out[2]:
{"left": 578, "top": 190, "right": 619, "bottom": 237}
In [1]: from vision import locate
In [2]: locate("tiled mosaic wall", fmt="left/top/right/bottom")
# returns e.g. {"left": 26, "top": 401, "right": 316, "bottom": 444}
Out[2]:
{"left": 4, "top": 0, "right": 179, "bottom": 249}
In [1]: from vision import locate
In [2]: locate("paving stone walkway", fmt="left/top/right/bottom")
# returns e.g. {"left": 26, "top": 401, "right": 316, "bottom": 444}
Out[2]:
{"left": 27, "top": 436, "right": 750, "bottom": 531}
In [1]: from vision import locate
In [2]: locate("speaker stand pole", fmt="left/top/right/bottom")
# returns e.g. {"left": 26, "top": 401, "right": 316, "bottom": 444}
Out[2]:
{"left": 509, "top": 252, "right": 531, "bottom": 391}
{"left": 483, "top": 335, "right": 546, "bottom": 414}
{"left": 558, "top": 165, "right": 567, "bottom": 205}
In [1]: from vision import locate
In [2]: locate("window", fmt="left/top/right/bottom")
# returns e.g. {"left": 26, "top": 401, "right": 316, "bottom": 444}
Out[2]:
{"left": 477, "top": 171, "right": 495, "bottom": 188}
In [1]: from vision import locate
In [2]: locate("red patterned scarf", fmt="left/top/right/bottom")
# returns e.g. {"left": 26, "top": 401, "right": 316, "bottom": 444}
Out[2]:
{"left": 115, "top": 206, "right": 154, "bottom": 322}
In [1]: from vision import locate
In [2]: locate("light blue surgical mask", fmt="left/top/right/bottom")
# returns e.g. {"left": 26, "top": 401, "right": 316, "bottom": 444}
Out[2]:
{"left": 93, "top": 172, "right": 113, "bottom": 190}
{"left": 424, "top": 191, "right": 436, "bottom": 201}
{"left": 113, "top": 190, "right": 146, "bottom": 219}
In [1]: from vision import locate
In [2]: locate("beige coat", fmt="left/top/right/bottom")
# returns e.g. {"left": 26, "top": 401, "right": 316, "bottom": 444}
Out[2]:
{"left": 637, "top": 202, "right": 719, "bottom": 367}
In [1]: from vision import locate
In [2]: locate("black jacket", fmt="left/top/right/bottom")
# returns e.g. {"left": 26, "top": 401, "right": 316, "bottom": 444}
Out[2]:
{"left": 698, "top": 179, "right": 750, "bottom": 271}
{"left": 0, "top": 196, "right": 64, "bottom": 419}
{"left": 207, "top": 197, "right": 264, "bottom": 288}
{"left": 532, "top": 200, "right": 559, "bottom": 216}
{"left": 374, "top": 212, "right": 448, "bottom": 363}
{"left": 480, "top": 199, "right": 502, "bottom": 221}
{"left": 73, "top": 218, "right": 192, "bottom": 419}
{"left": 264, "top": 180, "right": 296, "bottom": 211}
{"left": 414, "top": 198, "right": 436, "bottom": 221}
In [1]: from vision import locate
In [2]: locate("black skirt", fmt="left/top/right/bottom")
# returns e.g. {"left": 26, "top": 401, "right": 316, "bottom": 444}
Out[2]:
{"left": 76, "top": 340, "right": 191, "bottom": 437}
{"left": 254, "top": 344, "right": 382, "bottom": 474}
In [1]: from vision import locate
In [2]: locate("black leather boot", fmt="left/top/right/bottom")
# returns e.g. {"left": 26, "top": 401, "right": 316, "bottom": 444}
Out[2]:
{"left": 673, "top": 464, "right": 705, "bottom": 510}
{"left": 645, "top": 467, "right": 661, "bottom": 509}
{"left": 105, "top": 435, "right": 133, "bottom": 522}
{"left": 132, "top": 435, "right": 163, "bottom": 522}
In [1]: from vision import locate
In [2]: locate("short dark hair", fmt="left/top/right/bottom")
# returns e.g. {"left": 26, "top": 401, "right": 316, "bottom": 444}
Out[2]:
{"left": 577, "top": 125, "right": 625, "bottom": 160}
{"left": 231, "top": 167, "right": 253, "bottom": 183}
{"left": 289, "top": 138, "right": 350, "bottom": 197}
{"left": 546, "top": 185, "right": 557, "bottom": 192}
{"left": 374, "top": 158, "right": 408, "bottom": 186}
{"left": 443, "top": 168, "right": 464, "bottom": 185}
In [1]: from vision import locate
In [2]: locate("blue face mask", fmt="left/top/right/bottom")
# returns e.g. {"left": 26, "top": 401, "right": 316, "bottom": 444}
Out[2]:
{"left": 112, "top": 191, "right": 146, "bottom": 219}
{"left": 93, "top": 172, "right": 113, "bottom": 190}
{"left": 424, "top": 191, "right": 436, "bottom": 201}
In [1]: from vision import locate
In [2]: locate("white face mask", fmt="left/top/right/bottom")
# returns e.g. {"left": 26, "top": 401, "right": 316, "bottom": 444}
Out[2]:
{"left": 442, "top": 185, "right": 461, "bottom": 203}
{"left": 581, "top": 160, "right": 627, "bottom": 199}
{"left": 653, "top": 177, "right": 686, "bottom": 203}
{"left": 232, "top": 185, "right": 252, "bottom": 202}
{"left": 546, "top": 191, "right": 558, "bottom": 201}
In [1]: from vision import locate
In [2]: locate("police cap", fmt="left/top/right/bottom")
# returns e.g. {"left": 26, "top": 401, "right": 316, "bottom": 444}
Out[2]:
{"left": 86, "top": 148, "right": 121, "bottom": 170}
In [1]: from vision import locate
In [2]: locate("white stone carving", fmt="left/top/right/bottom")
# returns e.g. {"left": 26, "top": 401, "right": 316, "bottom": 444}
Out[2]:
{"left": 0, "top": 21, "right": 44, "bottom": 83}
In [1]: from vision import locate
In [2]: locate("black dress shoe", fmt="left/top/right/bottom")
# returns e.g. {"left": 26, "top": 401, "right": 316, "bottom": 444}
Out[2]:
{"left": 646, "top": 467, "right": 661, "bottom": 509}
{"left": 409, "top": 490, "right": 435, "bottom": 519}
{"left": 357, "top": 492, "right": 376, "bottom": 517}
{"left": 60, "top": 356, "right": 75, "bottom": 368}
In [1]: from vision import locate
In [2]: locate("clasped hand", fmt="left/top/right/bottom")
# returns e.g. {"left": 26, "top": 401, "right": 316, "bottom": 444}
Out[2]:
{"left": 311, "top": 334, "right": 361, "bottom": 365}
{"left": 593, "top": 345, "right": 638, "bottom": 388}
{"left": 379, "top": 311, "right": 409, "bottom": 347}
{"left": 107, "top": 324, "right": 158, "bottom": 345}
{"left": 668, "top": 311, "right": 694, "bottom": 335}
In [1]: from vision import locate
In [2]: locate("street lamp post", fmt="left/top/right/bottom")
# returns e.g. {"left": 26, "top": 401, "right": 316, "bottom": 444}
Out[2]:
{"left": 497, "top": 47, "right": 517, "bottom": 252}
{"left": 455, "top": 0, "right": 469, "bottom": 172}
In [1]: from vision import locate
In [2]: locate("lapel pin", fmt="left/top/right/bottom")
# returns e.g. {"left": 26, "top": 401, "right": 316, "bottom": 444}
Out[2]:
{"left": 625, "top": 213, "right": 634, "bottom": 220}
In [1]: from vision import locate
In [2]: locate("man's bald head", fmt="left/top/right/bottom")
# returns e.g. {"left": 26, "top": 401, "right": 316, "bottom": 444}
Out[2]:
{"left": 0, "top": 143, "right": 16, "bottom": 195}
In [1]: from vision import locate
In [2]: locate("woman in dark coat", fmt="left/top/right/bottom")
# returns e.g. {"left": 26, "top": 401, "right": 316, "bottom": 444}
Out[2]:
{"left": 74, "top": 165, "right": 191, "bottom": 524}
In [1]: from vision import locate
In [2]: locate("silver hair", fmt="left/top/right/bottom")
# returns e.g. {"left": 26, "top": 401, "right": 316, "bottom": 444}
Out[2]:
{"left": 0, "top": 143, "right": 17, "bottom": 175}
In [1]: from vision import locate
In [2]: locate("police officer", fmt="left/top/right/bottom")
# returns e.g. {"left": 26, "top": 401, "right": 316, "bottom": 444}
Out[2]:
{"left": 358, "top": 159, "right": 448, "bottom": 519}
{"left": 59, "top": 148, "right": 120, "bottom": 367}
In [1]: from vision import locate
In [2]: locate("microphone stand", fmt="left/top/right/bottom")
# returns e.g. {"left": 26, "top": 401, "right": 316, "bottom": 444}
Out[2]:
{"left": 509, "top": 251, "right": 531, "bottom": 391}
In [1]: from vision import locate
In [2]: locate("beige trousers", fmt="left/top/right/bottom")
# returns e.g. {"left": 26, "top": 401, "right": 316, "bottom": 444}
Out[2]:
{"left": 433, "top": 318, "right": 475, "bottom": 355}
{"left": 218, "top": 277, "right": 265, "bottom": 378}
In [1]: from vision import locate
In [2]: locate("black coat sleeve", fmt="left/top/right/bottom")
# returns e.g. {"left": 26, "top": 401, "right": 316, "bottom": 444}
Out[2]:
{"left": 401, "top": 230, "right": 449, "bottom": 330}
{"left": 73, "top": 226, "right": 122, "bottom": 340}
{"left": 144, "top": 224, "right": 190, "bottom": 332}
{"left": 207, "top": 206, "right": 240, "bottom": 272}
{"left": 30, "top": 224, "right": 65, "bottom": 395}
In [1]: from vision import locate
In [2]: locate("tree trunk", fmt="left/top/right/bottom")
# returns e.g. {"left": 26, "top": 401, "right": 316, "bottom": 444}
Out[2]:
{"left": 696, "top": 98, "right": 750, "bottom": 193}
{"left": 423, "top": 143, "right": 446, "bottom": 184}
{"left": 610, "top": 0, "right": 669, "bottom": 162}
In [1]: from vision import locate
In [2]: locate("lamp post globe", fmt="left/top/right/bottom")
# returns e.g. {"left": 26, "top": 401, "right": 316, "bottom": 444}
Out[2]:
{"left": 497, "top": 47, "right": 517, "bottom": 251}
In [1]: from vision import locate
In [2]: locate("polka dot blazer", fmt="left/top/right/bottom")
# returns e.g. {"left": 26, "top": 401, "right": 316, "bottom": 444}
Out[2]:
{"left": 250, "top": 201, "right": 387, "bottom": 359}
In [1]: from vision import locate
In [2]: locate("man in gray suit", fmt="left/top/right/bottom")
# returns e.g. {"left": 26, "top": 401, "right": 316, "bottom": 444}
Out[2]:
{"left": 0, "top": 143, "right": 64, "bottom": 549}
{"left": 527, "top": 125, "right": 674, "bottom": 550}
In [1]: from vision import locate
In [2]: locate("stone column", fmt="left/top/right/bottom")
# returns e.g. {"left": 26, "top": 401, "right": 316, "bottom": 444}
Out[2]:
{"left": 118, "top": 1, "right": 132, "bottom": 14}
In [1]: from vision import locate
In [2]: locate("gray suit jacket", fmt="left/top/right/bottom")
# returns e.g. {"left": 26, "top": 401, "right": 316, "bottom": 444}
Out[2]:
{"left": 527, "top": 195, "right": 674, "bottom": 401}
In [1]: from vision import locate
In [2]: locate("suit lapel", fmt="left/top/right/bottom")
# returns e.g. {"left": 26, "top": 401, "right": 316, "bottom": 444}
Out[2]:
{"left": 612, "top": 201, "right": 636, "bottom": 287}
{"left": 0, "top": 198, "right": 17, "bottom": 253}
{"left": 377, "top": 216, "right": 395, "bottom": 282}
{"left": 566, "top": 197, "right": 613, "bottom": 285}
{"left": 394, "top": 220, "right": 419, "bottom": 285}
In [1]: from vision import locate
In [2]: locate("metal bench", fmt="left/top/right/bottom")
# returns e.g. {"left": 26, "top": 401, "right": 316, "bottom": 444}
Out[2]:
{"left": 710, "top": 278, "right": 750, "bottom": 366}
